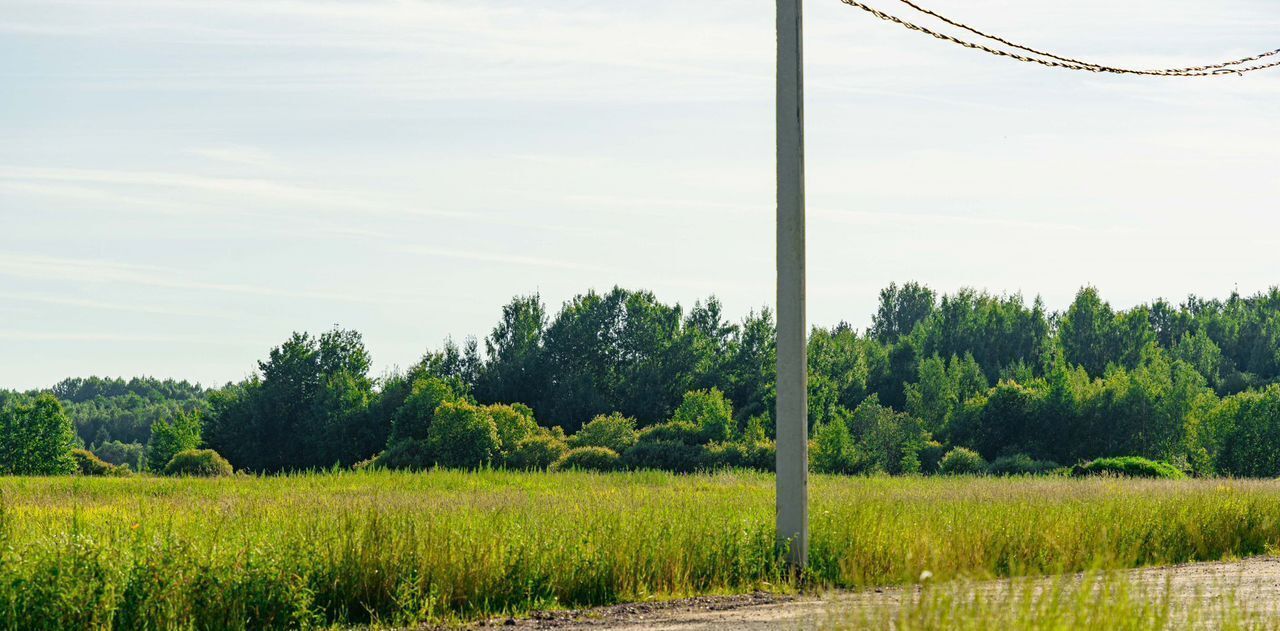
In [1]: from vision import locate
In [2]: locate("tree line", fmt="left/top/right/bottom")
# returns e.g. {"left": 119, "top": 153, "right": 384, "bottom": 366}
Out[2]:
{"left": 3, "top": 283, "right": 1279, "bottom": 477}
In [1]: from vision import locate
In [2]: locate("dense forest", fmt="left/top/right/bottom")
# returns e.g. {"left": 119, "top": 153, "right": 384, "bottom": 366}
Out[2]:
{"left": 3, "top": 283, "right": 1280, "bottom": 477}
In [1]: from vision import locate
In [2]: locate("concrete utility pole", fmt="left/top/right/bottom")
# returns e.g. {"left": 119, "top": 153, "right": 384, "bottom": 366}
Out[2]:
{"left": 776, "top": 0, "right": 808, "bottom": 569}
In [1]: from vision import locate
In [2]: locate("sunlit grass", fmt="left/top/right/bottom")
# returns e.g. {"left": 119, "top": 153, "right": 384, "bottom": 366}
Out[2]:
{"left": 1, "top": 471, "right": 1279, "bottom": 628}
{"left": 839, "top": 572, "right": 1280, "bottom": 630}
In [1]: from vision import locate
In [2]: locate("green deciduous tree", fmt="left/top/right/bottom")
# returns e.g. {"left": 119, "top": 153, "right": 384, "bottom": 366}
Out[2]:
{"left": 847, "top": 397, "right": 928, "bottom": 475}
{"left": 426, "top": 402, "right": 500, "bottom": 469}
{"left": 871, "top": 281, "right": 936, "bottom": 344}
{"left": 812, "top": 416, "right": 857, "bottom": 475}
{"left": 0, "top": 394, "right": 76, "bottom": 475}
{"left": 1203, "top": 386, "right": 1280, "bottom": 477}
{"left": 670, "top": 388, "right": 734, "bottom": 443}
{"left": 204, "top": 328, "right": 377, "bottom": 472}
{"left": 475, "top": 294, "right": 547, "bottom": 407}
{"left": 488, "top": 403, "right": 539, "bottom": 462}
{"left": 145, "top": 411, "right": 202, "bottom": 474}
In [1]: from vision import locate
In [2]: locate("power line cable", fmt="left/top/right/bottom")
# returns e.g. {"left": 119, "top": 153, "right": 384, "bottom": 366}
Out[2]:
{"left": 893, "top": 0, "right": 1280, "bottom": 74}
{"left": 840, "top": 0, "right": 1280, "bottom": 76}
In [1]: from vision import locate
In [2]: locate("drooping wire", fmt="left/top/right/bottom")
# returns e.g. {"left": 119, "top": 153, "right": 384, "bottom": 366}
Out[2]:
{"left": 893, "top": 0, "right": 1280, "bottom": 74}
{"left": 840, "top": 0, "right": 1280, "bottom": 76}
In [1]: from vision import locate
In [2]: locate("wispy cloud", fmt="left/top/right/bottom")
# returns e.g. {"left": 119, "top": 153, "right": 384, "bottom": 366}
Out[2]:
{"left": 0, "top": 0, "right": 773, "bottom": 103}
{"left": 0, "top": 291, "right": 242, "bottom": 319}
{"left": 2, "top": 166, "right": 352, "bottom": 208}
{"left": 0, "top": 181, "right": 187, "bottom": 215}
{"left": 0, "top": 331, "right": 221, "bottom": 343}
{"left": 188, "top": 144, "right": 286, "bottom": 171}
{"left": 813, "top": 208, "right": 1087, "bottom": 233}
{"left": 0, "top": 254, "right": 428, "bottom": 305}
{"left": 0, "top": 166, "right": 468, "bottom": 220}
{"left": 398, "top": 246, "right": 614, "bottom": 273}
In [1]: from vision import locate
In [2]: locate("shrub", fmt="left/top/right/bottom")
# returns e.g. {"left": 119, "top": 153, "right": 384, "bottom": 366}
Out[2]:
{"left": 702, "top": 440, "right": 776, "bottom": 471}
{"left": 742, "top": 415, "right": 771, "bottom": 442}
{"left": 671, "top": 388, "right": 735, "bottom": 443}
{"left": 507, "top": 433, "right": 569, "bottom": 470}
{"left": 389, "top": 377, "right": 461, "bottom": 443}
{"left": 374, "top": 439, "right": 433, "bottom": 471}
{"left": 702, "top": 441, "right": 749, "bottom": 470}
{"left": 919, "top": 440, "right": 946, "bottom": 474}
{"left": 71, "top": 449, "right": 129, "bottom": 476}
{"left": 553, "top": 446, "right": 621, "bottom": 472}
{"left": 426, "top": 402, "right": 500, "bottom": 469}
{"left": 846, "top": 399, "right": 929, "bottom": 475}
{"left": 145, "top": 411, "right": 202, "bottom": 474}
{"left": 568, "top": 413, "right": 638, "bottom": 453}
{"left": 989, "top": 453, "right": 1059, "bottom": 476}
{"left": 812, "top": 419, "right": 859, "bottom": 475}
{"left": 488, "top": 403, "right": 539, "bottom": 458}
{"left": 1074, "top": 456, "right": 1186, "bottom": 480}
{"left": 622, "top": 441, "right": 706, "bottom": 473}
{"left": 939, "top": 447, "right": 987, "bottom": 475}
{"left": 637, "top": 421, "right": 703, "bottom": 446}
{"left": 164, "top": 449, "right": 233, "bottom": 477}
{"left": 748, "top": 440, "right": 777, "bottom": 471}
{"left": 92, "top": 440, "right": 144, "bottom": 471}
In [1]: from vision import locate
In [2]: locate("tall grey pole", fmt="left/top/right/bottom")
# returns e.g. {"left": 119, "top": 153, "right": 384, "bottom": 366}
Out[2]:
{"left": 776, "top": 0, "right": 808, "bottom": 569}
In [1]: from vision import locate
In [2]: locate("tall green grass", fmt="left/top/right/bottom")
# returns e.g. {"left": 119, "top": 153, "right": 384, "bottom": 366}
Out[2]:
{"left": 1, "top": 471, "right": 1279, "bottom": 629}
{"left": 842, "top": 573, "right": 1280, "bottom": 630}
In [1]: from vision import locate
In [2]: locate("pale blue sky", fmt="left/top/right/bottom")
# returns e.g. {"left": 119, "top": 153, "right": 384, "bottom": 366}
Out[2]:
{"left": 2, "top": 0, "right": 1278, "bottom": 390}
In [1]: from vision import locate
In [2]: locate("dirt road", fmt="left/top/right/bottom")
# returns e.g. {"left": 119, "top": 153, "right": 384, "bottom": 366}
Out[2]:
{"left": 466, "top": 557, "right": 1280, "bottom": 630}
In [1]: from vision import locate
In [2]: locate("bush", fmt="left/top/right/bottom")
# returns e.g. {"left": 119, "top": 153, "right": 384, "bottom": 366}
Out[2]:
{"left": 812, "top": 419, "right": 859, "bottom": 475}
{"left": 374, "top": 439, "right": 433, "bottom": 471}
{"left": 702, "top": 441, "right": 748, "bottom": 470}
{"left": 622, "top": 441, "right": 706, "bottom": 473}
{"left": 426, "top": 402, "right": 500, "bottom": 469}
{"left": 488, "top": 403, "right": 539, "bottom": 458}
{"left": 702, "top": 440, "right": 776, "bottom": 471}
{"left": 637, "top": 421, "right": 704, "bottom": 446}
{"left": 988, "top": 453, "right": 1059, "bottom": 476}
{"left": 1074, "top": 456, "right": 1186, "bottom": 479}
{"left": 553, "top": 446, "right": 621, "bottom": 472}
{"left": 145, "top": 411, "right": 202, "bottom": 474}
{"left": 939, "top": 447, "right": 987, "bottom": 475}
{"left": 389, "top": 377, "right": 460, "bottom": 443}
{"left": 507, "top": 433, "right": 569, "bottom": 470}
{"left": 93, "top": 440, "right": 144, "bottom": 471}
{"left": 164, "top": 449, "right": 233, "bottom": 477}
{"left": 919, "top": 440, "right": 946, "bottom": 474}
{"left": 71, "top": 449, "right": 129, "bottom": 476}
{"left": 846, "top": 399, "right": 929, "bottom": 475}
{"left": 671, "top": 389, "right": 735, "bottom": 443}
{"left": 568, "top": 413, "right": 638, "bottom": 453}
{"left": 746, "top": 440, "right": 777, "bottom": 471}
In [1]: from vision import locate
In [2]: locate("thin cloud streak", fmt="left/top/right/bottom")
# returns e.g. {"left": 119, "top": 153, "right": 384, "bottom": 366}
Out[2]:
{"left": 0, "top": 291, "right": 243, "bottom": 320}
{"left": 399, "top": 246, "right": 615, "bottom": 274}
{"left": 0, "top": 254, "right": 429, "bottom": 306}
{"left": 0, "top": 331, "right": 226, "bottom": 343}
{"left": 814, "top": 208, "right": 1087, "bottom": 233}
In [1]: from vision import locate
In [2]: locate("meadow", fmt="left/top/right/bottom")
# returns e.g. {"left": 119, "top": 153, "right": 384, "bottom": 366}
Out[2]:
{"left": 3, "top": 470, "right": 1280, "bottom": 629}
{"left": 841, "top": 571, "right": 1280, "bottom": 631}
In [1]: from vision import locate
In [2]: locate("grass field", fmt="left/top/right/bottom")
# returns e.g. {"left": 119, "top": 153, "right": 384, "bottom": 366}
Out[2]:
{"left": 843, "top": 572, "right": 1280, "bottom": 631}
{"left": 3, "top": 471, "right": 1280, "bottom": 629}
